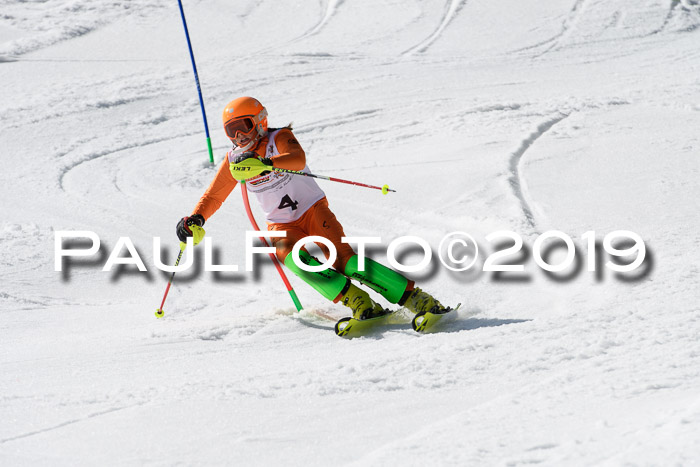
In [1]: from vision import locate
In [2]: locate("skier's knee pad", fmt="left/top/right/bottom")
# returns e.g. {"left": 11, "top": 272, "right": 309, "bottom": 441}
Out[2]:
{"left": 283, "top": 250, "right": 350, "bottom": 302}
{"left": 343, "top": 255, "right": 408, "bottom": 304}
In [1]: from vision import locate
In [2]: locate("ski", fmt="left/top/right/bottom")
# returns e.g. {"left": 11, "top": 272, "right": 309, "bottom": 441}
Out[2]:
{"left": 411, "top": 303, "right": 461, "bottom": 333}
{"left": 335, "top": 310, "right": 400, "bottom": 338}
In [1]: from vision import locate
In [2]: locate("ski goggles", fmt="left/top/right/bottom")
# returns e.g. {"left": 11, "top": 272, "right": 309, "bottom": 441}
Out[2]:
{"left": 225, "top": 117, "right": 256, "bottom": 139}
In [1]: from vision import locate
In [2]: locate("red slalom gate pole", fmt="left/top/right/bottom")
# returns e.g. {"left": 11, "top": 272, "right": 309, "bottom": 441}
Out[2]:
{"left": 240, "top": 181, "right": 303, "bottom": 311}
{"left": 270, "top": 167, "right": 395, "bottom": 194}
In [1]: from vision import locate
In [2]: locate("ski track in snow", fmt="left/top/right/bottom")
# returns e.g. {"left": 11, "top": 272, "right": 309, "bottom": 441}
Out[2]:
{"left": 302, "top": 0, "right": 344, "bottom": 39}
{"left": 648, "top": 0, "right": 691, "bottom": 36}
{"left": 647, "top": 0, "right": 700, "bottom": 35}
{"left": 0, "top": 0, "right": 171, "bottom": 57}
{"left": 56, "top": 133, "right": 194, "bottom": 192}
{"left": 402, "top": 0, "right": 469, "bottom": 55}
{"left": 650, "top": 0, "right": 681, "bottom": 35}
{"left": 294, "top": 109, "right": 381, "bottom": 136}
{"left": 263, "top": 0, "right": 344, "bottom": 52}
{"left": 512, "top": 0, "right": 588, "bottom": 58}
{"left": 0, "top": 403, "right": 143, "bottom": 444}
{"left": 507, "top": 112, "right": 570, "bottom": 231}
{"left": 510, "top": 0, "right": 700, "bottom": 57}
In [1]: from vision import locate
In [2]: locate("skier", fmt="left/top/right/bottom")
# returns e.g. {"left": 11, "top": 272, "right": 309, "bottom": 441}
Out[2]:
{"left": 176, "top": 96, "right": 447, "bottom": 320}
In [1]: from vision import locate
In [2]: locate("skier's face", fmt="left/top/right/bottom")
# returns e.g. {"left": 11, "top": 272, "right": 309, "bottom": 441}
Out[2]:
{"left": 225, "top": 117, "right": 256, "bottom": 147}
{"left": 232, "top": 133, "right": 253, "bottom": 148}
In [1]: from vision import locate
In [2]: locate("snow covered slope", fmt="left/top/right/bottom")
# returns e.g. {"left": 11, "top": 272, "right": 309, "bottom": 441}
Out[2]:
{"left": 1, "top": 0, "right": 699, "bottom": 464}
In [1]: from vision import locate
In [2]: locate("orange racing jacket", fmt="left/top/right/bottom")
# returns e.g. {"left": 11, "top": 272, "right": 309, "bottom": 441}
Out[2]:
{"left": 192, "top": 128, "right": 306, "bottom": 221}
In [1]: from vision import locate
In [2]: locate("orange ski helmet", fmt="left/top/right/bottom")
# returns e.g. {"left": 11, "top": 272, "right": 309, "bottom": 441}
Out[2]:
{"left": 222, "top": 96, "right": 268, "bottom": 148}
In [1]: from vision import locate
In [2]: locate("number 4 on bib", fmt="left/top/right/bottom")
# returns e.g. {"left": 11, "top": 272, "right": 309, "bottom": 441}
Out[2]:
{"left": 278, "top": 194, "right": 299, "bottom": 211}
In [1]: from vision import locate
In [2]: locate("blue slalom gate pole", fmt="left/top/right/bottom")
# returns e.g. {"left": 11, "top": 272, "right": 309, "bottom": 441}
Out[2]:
{"left": 177, "top": 0, "right": 214, "bottom": 163}
{"left": 173, "top": 2, "right": 303, "bottom": 313}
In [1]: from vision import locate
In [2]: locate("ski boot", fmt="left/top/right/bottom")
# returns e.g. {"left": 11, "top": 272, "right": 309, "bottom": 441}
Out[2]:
{"left": 341, "top": 284, "right": 389, "bottom": 320}
{"left": 402, "top": 287, "right": 448, "bottom": 315}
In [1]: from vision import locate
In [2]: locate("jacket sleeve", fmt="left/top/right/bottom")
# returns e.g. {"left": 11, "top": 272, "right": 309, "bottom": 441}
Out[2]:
{"left": 269, "top": 128, "right": 306, "bottom": 171}
{"left": 192, "top": 156, "right": 238, "bottom": 221}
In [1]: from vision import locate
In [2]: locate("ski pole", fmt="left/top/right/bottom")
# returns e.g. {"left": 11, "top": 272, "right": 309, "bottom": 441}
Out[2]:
{"left": 240, "top": 181, "right": 303, "bottom": 311}
{"left": 177, "top": 0, "right": 214, "bottom": 164}
{"left": 155, "top": 243, "right": 186, "bottom": 318}
{"left": 270, "top": 167, "right": 395, "bottom": 194}
{"left": 155, "top": 225, "right": 205, "bottom": 318}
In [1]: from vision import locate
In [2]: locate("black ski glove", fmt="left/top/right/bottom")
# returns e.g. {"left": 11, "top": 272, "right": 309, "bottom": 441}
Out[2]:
{"left": 176, "top": 214, "right": 205, "bottom": 242}
{"left": 234, "top": 151, "right": 273, "bottom": 166}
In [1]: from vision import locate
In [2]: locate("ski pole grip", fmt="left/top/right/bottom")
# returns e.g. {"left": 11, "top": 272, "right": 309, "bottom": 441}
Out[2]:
{"left": 178, "top": 225, "right": 205, "bottom": 250}
{"left": 190, "top": 225, "right": 206, "bottom": 245}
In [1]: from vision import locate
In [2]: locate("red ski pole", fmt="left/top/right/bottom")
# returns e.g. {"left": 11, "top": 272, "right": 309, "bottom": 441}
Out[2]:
{"left": 155, "top": 244, "right": 186, "bottom": 318}
{"left": 155, "top": 226, "right": 204, "bottom": 318}
{"left": 270, "top": 167, "right": 395, "bottom": 194}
